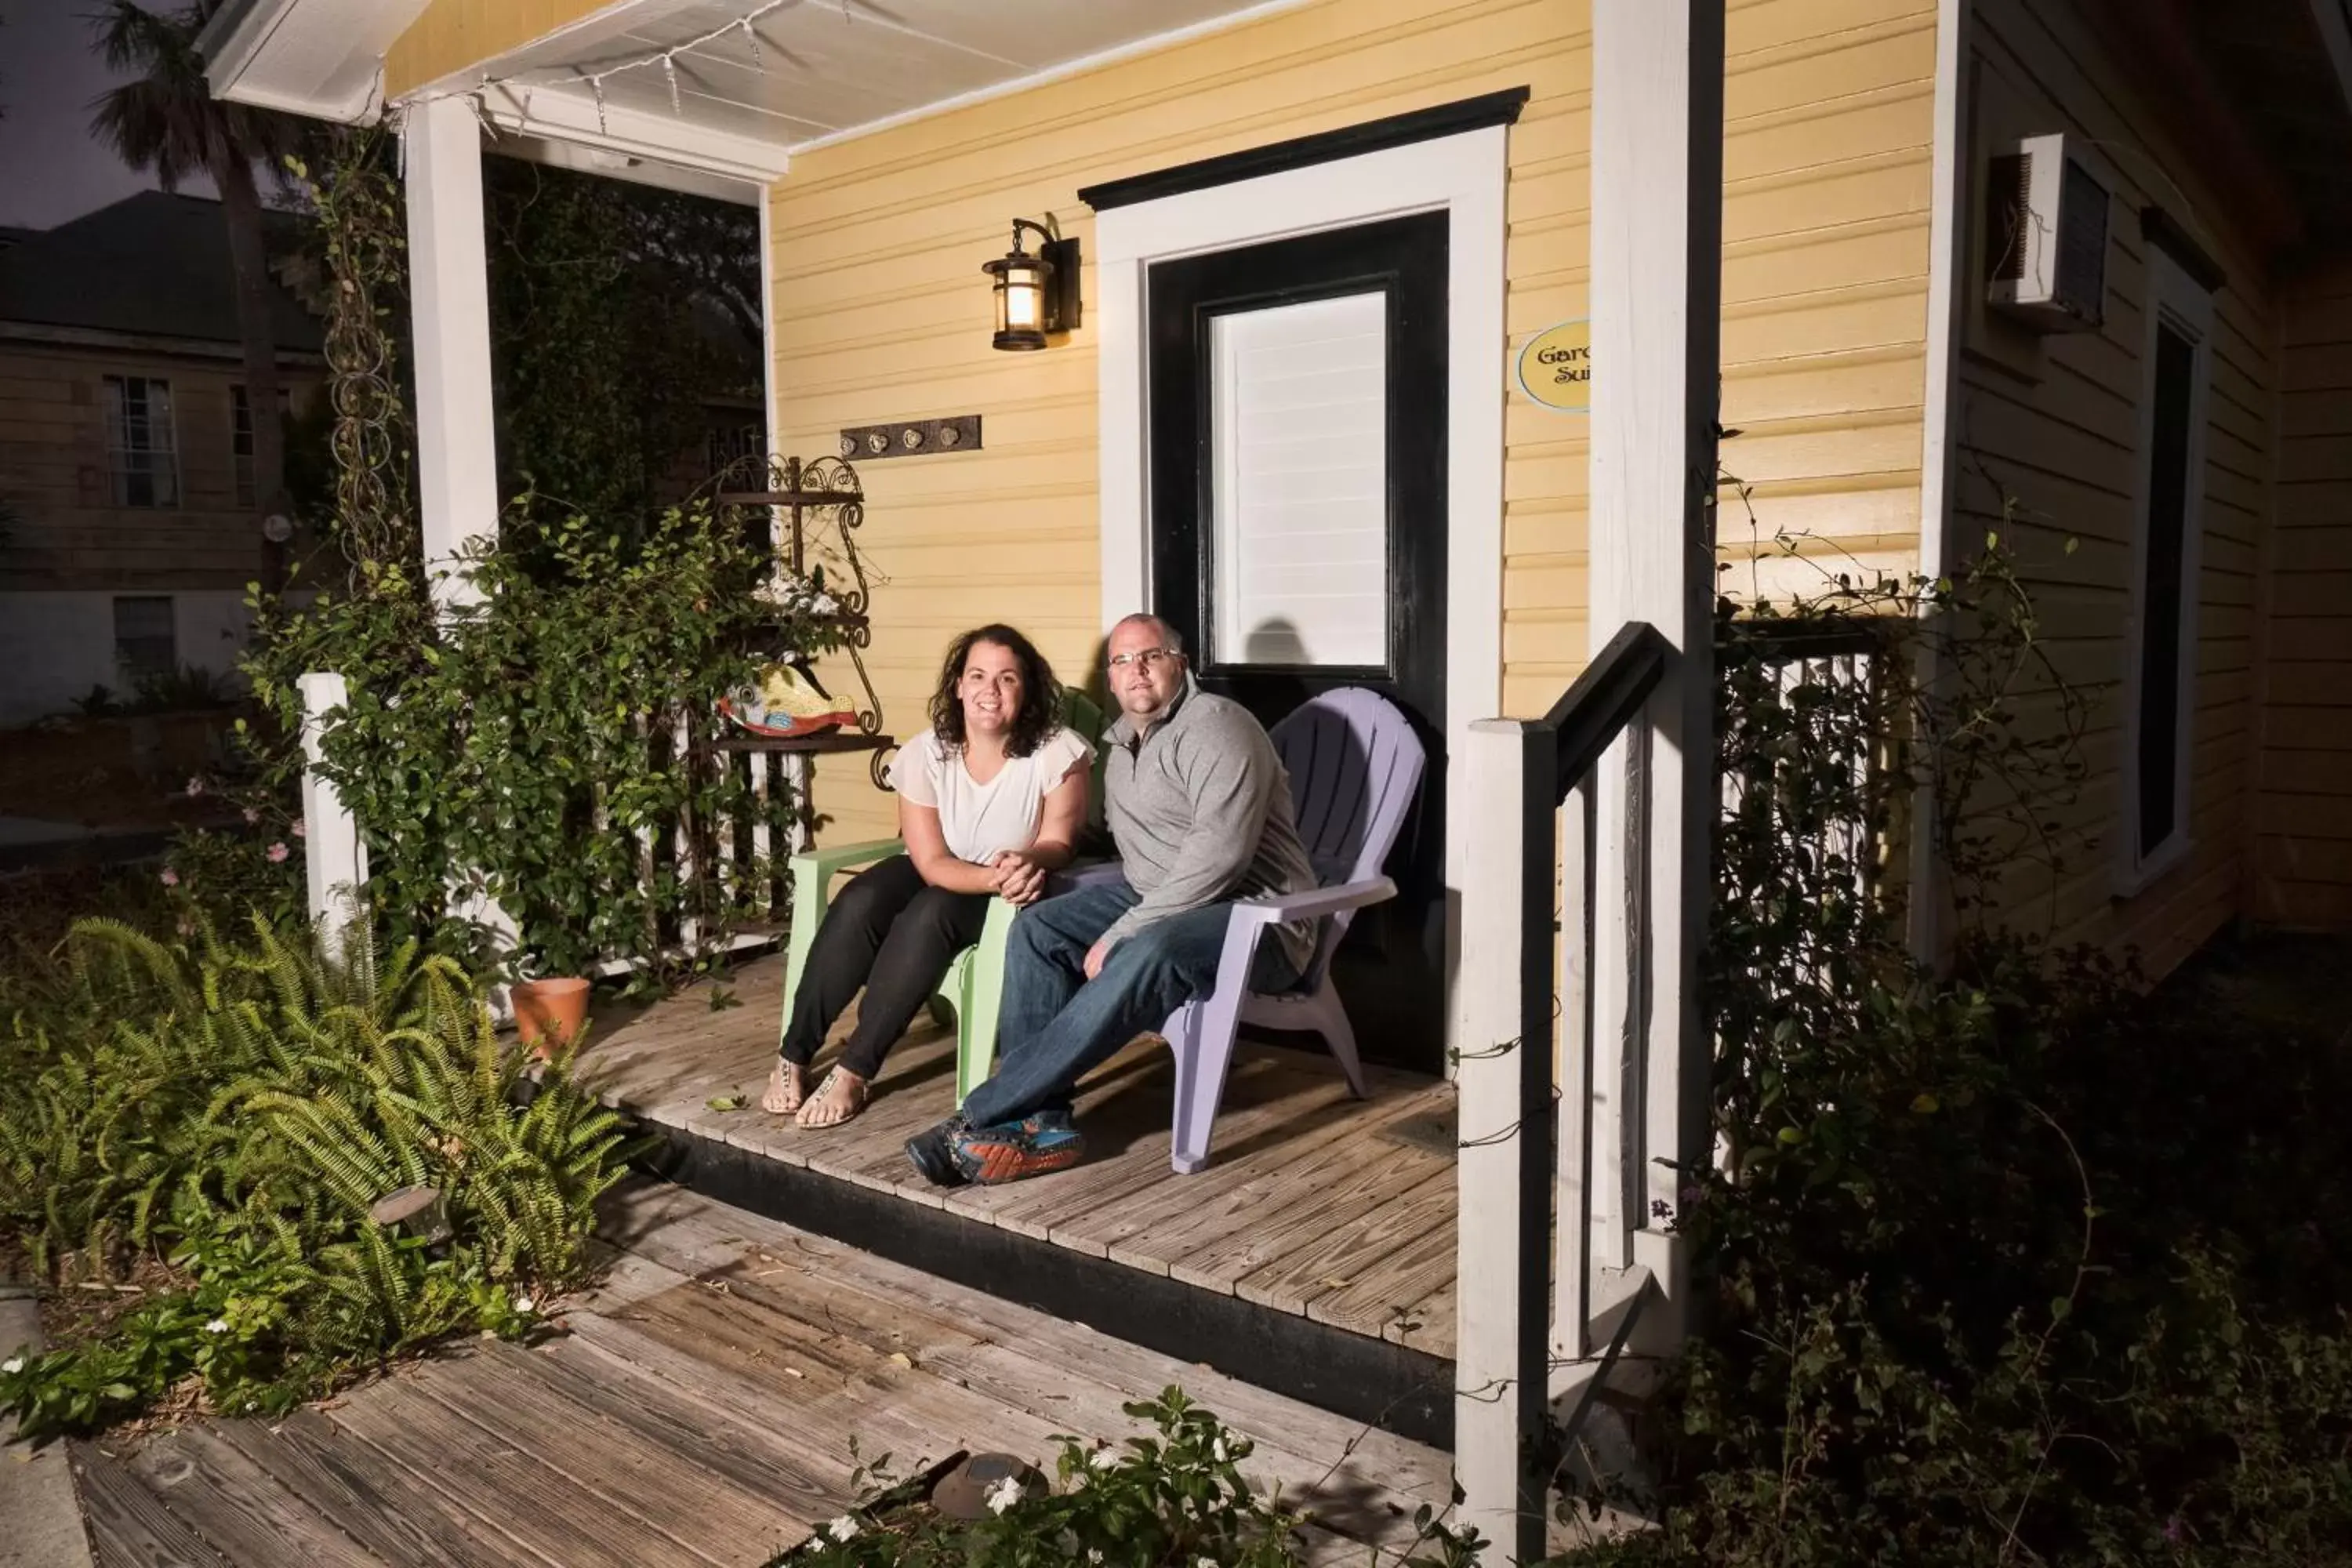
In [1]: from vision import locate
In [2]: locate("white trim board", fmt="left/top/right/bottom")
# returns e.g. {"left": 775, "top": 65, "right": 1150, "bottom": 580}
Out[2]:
{"left": 1907, "top": 0, "right": 1972, "bottom": 965}
{"left": 474, "top": 83, "right": 790, "bottom": 191}
{"left": 2114, "top": 241, "right": 2214, "bottom": 898}
{"left": 1092, "top": 124, "right": 1510, "bottom": 1059}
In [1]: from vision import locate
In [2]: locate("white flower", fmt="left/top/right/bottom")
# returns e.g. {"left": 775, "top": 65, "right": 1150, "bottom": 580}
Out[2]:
{"left": 1087, "top": 1446, "right": 1116, "bottom": 1469}
{"left": 1212, "top": 1436, "right": 1229, "bottom": 1461}
{"left": 204, "top": 1319, "right": 230, "bottom": 1334}
{"left": 1198, "top": 1558, "right": 1219, "bottom": 1568}
{"left": 1087, "top": 1552, "right": 1103, "bottom": 1565}
{"left": 984, "top": 1475, "right": 1025, "bottom": 1515}
{"left": 512, "top": 1294, "right": 535, "bottom": 1314}
{"left": 2, "top": 1357, "right": 22, "bottom": 1375}
{"left": 826, "top": 1515, "right": 859, "bottom": 1542}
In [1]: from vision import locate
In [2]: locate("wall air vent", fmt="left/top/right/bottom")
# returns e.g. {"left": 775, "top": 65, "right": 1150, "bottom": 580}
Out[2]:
{"left": 1984, "top": 132, "right": 2110, "bottom": 332}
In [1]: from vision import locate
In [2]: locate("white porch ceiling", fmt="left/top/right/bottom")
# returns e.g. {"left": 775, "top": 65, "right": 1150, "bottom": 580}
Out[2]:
{"left": 205, "top": 0, "right": 1305, "bottom": 198}
{"left": 461, "top": 0, "right": 1298, "bottom": 152}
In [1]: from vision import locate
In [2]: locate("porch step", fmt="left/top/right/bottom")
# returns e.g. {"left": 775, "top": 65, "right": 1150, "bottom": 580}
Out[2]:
{"left": 637, "top": 1113, "right": 1454, "bottom": 1447}
{"left": 67, "top": 1179, "right": 1454, "bottom": 1568}
{"left": 578, "top": 953, "right": 1461, "bottom": 1450}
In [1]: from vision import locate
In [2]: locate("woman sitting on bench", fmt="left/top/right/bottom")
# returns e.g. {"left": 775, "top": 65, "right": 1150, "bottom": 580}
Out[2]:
{"left": 764, "top": 624, "right": 1093, "bottom": 1128}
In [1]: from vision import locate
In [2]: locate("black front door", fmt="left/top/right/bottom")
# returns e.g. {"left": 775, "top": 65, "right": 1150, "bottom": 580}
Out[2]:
{"left": 1145, "top": 211, "right": 1448, "bottom": 1073}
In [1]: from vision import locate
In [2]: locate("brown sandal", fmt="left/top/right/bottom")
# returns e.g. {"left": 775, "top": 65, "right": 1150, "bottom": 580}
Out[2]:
{"left": 795, "top": 1066, "right": 869, "bottom": 1129}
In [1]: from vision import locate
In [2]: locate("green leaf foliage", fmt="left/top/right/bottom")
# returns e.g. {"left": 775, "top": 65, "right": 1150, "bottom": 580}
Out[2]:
{"left": 1536, "top": 537, "right": 2352, "bottom": 1564}
{"left": 0, "top": 916, "right": 630, "bottom": 1439}
{"left": 769, "top": 1388, "right": 1490, "bottom": 1568}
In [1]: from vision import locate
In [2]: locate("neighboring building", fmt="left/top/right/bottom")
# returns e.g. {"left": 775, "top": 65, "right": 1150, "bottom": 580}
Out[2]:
{"left": 0, "top": 192, "right": 325, "bottom": 726}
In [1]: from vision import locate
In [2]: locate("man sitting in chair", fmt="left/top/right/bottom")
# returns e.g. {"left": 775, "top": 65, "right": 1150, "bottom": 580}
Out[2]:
{"left": 904, "top": 612, "right": 1317, "bottom": 1187}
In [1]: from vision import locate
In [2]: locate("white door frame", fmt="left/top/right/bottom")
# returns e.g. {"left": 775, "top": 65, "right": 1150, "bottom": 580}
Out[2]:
{"left": 1092, "top": 125, "right": 1510, "bottom": 1059}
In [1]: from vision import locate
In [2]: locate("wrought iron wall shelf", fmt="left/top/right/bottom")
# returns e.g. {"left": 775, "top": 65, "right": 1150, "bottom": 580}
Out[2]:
{"left": 713, "top": 453, "right": 897, "bottom": 793}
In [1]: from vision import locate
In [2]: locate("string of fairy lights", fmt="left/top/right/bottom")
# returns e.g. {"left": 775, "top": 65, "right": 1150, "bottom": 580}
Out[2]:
{"left": 418, "top": 0, "right": 858, "bottom": 139}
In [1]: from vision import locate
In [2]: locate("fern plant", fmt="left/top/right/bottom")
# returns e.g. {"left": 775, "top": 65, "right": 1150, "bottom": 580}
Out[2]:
{"left": 0, "top": 915, "right": 633, "bottom": 1437}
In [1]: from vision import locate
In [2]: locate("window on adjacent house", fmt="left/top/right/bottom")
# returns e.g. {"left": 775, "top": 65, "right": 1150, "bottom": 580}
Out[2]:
{"left": 231, "top": 384, "right": 292, "bottom": 508}
{"left": 2122, "top": 245, "right": 2213, "bottom": 884}
{"left": 103, "top": 376, "right": 179, "bottom": 507}
{"left": 113, "top": 596, "right": 176, "bottom": 681}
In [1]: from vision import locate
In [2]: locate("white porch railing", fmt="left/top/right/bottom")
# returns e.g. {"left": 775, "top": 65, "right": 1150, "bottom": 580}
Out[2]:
{"left": 297, "top": 672, "right": 368, "bottom": 958}
{"left": 296, "top": 672, "right": 796, "bottom": 972}
{"left": 1455, "top": 622, "right": 1684, "bottom": 1559}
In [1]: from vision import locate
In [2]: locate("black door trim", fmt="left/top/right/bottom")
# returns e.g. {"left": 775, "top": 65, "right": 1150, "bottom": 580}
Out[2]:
{"left": 1078, "top": 86, "right": 1529, "bottom": 212}
{"left": 1145, "top": 212, "right": 1448, "bottom": 692}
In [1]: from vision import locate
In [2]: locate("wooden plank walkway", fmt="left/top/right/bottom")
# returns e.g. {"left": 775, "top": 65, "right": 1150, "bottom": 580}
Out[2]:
{"left": 71, "top": 1181, "right": 1458, "bottom": 1567}
{"left": 576, "top": 953, "right": 1461, "bottom": 1359}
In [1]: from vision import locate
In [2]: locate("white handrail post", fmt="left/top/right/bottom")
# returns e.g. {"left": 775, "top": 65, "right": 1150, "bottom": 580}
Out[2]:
{"left": 1591, "top": 0, "right": 1726, "bottom": 1355}
{"left": 1456, "top": 718, "right": 1552, "bottom": 1563}
{"left": 298, "top": 672, "right": 368, "bottom": 960}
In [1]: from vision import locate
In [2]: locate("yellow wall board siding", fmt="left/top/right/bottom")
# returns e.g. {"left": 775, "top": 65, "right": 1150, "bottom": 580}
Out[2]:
{"left": 2256, "top": 260, "right": 2352, "bottom": 930}
{"left": 766, "top": 0, "right": 1937, "bottom": 841}
{"left": 385, "top": 0, "right": 609, "bottom": 98}
{"left": 1952, "top": 0, "right": 2295, "bottom": 971}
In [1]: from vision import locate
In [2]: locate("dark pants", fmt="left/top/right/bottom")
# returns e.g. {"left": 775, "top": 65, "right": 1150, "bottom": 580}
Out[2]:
{"left": 958, "top": 881, "right": 1298, "bottom": 1128}
{"left": 780, "top": 855, "right": 990, "bottom": 1081}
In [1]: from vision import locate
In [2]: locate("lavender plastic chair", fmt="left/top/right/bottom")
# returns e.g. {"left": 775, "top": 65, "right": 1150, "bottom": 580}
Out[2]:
{"left": 1163, "top": 687, "right": 1427, "bottom": 1174}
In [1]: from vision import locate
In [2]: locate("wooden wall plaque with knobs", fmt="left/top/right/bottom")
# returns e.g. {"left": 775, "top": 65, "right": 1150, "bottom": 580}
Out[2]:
{"left": 837, "top": 415, "right": 982, "bottom": 460}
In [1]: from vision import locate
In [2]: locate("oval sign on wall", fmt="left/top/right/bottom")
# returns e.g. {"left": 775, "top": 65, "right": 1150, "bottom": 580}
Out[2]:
{"left": 1515, "top": 318, "right": 1592, "bottom": 412}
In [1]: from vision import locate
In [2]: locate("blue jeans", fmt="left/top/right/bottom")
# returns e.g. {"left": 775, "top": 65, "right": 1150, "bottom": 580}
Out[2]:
{"left": 959, "top": 880, "right": 1299, "bottom": 1128}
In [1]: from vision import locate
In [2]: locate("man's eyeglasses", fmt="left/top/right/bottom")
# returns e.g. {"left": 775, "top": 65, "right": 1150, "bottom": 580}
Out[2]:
{"left": 1108, "top": 648, "right": 1179, "bottom": 671}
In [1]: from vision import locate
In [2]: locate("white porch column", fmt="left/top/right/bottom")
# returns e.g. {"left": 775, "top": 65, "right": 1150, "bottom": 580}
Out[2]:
{"left": 403, "top": 94, "right": 499, "bottom": 605}
{"left": 402, "top": 96, "right": 516, "bottom": 974}
{"left": 1588, "top": 0, "right": 1725, "bottom": 1352}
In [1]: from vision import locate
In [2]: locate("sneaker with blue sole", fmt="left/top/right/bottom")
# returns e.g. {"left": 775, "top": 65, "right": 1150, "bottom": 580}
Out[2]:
{"left": 953, "top": 1112, "right": 1086, "bottom": 1185}
{"left": 904, "top": 1117, "right": 974, "bottom": 1188}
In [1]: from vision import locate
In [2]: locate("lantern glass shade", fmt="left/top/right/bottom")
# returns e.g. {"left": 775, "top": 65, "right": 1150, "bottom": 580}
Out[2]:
{"left": 985, "top": 251, "right": 1053, "bottom": 351}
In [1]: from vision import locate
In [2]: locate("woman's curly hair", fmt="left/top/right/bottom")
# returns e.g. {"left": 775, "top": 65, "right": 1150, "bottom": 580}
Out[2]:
{"left": 927, "top": 624, "right": 1062, "bottom": 759}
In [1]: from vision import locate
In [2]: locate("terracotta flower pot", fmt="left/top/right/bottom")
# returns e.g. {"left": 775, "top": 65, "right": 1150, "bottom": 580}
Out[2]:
{"left": 512, "top": 976, "right": 592, "bottom": 1058}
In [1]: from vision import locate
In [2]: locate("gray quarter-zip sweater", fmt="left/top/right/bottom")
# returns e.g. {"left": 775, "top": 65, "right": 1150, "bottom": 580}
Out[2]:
{"left": 1098, "top": 675, "right": 1319, "bottom": 971}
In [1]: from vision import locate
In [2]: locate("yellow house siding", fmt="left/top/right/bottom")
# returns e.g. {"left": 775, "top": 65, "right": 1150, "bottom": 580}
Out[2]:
{"left": 384, "top": 0, "right": 610, "bottom": 98}
{"left": 1518, "top": 0, "right": 1938, "bottom": 706}
{"left": 2258, "top": 261, "right": 2352, "bottom": 929}
{"left": 1956, "top": 0, "right": 2282, "bottom": 976}
{"left": 772, "top": 0, "right": 1588, "bottom": 842}
{"left": 764, "top": 0, "right": 1935, "bottom": 837}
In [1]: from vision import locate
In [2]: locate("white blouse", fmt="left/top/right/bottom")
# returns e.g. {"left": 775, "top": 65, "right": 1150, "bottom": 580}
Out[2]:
{"left": 887, "top": 725, "right": 1094, "bottom": 865}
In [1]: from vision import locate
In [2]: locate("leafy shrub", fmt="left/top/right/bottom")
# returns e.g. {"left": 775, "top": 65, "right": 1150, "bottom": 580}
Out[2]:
{"left": 70, "top": 684, "right": 123, "bottom": 719}
{"left": 242, "top": 501, "right": 821, "bottom": 989}
{"left": 774, "top": 1389, "right": 1479, "bottom": 1568}
{"left": 129, "top": 663, "right": 240, "bottom": 713}
{"left": 1538, "top": 548, "right": 2352, "bottom": 1564}
{"left": 0, "top": 917, "right": 633, "bottom": 1439}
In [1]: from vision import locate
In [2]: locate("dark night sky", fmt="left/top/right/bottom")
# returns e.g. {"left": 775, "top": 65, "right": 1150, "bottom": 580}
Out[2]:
{"left": 0, "top": 1, "right": 220, "bottom": 233}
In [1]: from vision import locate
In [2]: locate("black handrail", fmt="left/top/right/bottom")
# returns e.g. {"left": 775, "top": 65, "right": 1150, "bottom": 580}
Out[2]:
{"left": 1542, "top": 620, "right": 1671, "bottom": 804}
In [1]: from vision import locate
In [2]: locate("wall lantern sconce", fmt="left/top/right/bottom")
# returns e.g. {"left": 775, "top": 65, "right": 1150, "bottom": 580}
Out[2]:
{"left": 983, "top": 217, "right": 1080, "bottom": 350}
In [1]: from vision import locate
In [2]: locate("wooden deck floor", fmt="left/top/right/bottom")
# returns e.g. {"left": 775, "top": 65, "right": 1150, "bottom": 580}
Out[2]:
{"left": 71, "top": 1181, "right": 1455, "bottom": 1567}
{"left": 575, "top": 953, "right": 1461, "bottom": 1360}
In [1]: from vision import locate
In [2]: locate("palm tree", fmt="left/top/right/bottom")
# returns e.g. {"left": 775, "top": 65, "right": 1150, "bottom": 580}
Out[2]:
{"left": 89, "top": 2, "right": 303, "bottom": 557}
